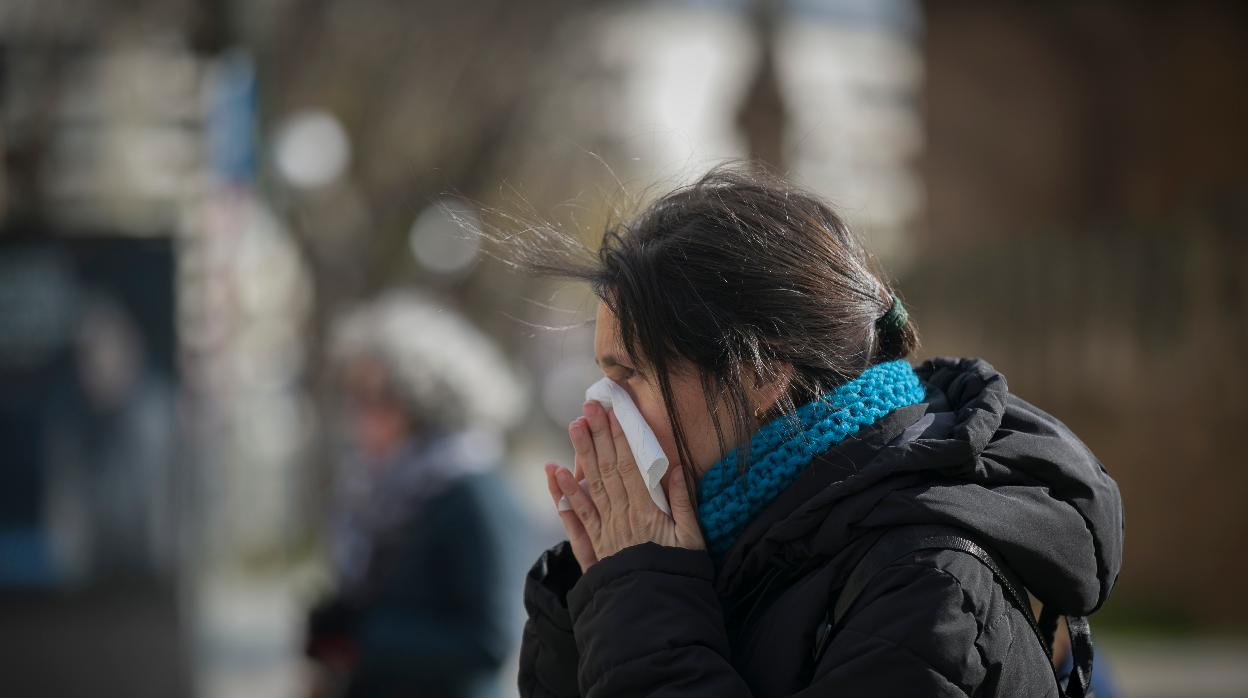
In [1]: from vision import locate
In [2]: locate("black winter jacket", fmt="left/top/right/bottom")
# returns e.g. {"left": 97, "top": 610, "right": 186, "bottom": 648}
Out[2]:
{"left": 518, "top": 357, "right": 1124, "bottom": 697}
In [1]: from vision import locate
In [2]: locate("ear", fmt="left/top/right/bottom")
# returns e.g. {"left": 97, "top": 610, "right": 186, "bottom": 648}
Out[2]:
{"left": 747, "top": 361, "right": 795, "bottom": 418}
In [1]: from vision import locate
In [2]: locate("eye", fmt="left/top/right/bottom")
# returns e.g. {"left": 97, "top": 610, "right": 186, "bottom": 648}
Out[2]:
{"left": 611, "top": 366, "right": 641, "bottom": 382}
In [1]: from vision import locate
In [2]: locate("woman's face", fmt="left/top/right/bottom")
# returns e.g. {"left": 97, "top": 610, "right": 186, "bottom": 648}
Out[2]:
{"left": 343, "top": 357, "right": 411, "bottom": 463}
{"left": 593, "top": 303, "right": 739, "bottom": 485}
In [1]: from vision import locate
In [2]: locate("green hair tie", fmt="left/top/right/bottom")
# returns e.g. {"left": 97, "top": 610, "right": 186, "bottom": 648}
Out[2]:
{"left": 878, "top": 296, "right": 908, "bottom": 332}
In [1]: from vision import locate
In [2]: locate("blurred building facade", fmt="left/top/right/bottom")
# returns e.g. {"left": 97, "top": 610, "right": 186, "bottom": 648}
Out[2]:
{"left": 915, "top": 0, "right": 1248, "bottom": 631}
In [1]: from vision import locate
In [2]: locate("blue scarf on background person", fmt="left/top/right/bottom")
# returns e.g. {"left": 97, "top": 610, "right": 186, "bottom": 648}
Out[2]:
{"left": 696, "top": 359, "right": 928, "bottom": 556}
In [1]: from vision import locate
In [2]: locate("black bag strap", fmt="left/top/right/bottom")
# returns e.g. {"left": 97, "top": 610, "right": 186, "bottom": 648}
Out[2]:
{"left": 1039, "top": 604, "right": 1095, "bottom": 698}
{"left": 810, "top": 525, "right": 1092, "bottom": 697}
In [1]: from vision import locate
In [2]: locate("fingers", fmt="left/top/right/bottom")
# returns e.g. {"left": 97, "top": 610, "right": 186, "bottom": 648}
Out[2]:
{"left": 569, "top": 417, "right": 607, "bottom": 504}
{"left": 581, "top": 401, "right": 628, "bottom": 508}
{"left": 568, "top": 416, "right": 589, "bottom": 482}
{"left": 583, "top": 401, "right": 618, "bottom": 471}
{"left": 663, "top": 461, "right": 695, "bottom": 520}
{"left": 546, "top": 463, "right": 598, "bottom": 571}
{"left": 663, "top": 462, "right": 706, "bottom": 550}
{"left": 608, "top": 408, "right": 651, "bottom": 507}
{"left": 544, "top": 462, "right": 568, "bottom": 505}
{"left": 554, "top": 463, "right": 601, "bottom": 537}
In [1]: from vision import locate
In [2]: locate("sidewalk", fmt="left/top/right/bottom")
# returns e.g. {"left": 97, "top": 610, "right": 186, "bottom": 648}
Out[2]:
{"left": 1099, "top": 635, "right": 1248, "bottom": 698}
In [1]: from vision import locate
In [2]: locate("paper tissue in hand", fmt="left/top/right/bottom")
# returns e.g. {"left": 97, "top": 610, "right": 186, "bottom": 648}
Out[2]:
{"left": 557, "top": 377, "right": 671, "bottom": 515}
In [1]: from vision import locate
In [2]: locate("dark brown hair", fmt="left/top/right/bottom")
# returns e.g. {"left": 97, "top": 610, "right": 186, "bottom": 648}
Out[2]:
{"left": 494, "top": 165, "right": 917, "bottom": 503}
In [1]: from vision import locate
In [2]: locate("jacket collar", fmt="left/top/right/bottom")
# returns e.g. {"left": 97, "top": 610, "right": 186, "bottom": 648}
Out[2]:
{"left": 696, "top": 359, "right": 927, "bottom": 556}
{"left": 710, "top": 356, "right": 1123, "bottom": 617}
{"left": 710, "top": 402, "right": 929, "bottom": 605}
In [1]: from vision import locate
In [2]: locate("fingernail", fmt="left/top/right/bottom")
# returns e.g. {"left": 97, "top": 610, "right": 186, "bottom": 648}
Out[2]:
{"left": 555, "top": 468, "right": 575, "bottom": 492}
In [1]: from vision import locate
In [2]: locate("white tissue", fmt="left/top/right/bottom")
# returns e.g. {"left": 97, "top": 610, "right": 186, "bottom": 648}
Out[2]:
{"left": 556, "top": 377, "right": 671, "bottom": 515}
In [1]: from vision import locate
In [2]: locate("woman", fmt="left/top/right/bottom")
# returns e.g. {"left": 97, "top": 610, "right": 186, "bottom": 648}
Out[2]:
{"left": 516, "top": 168, "right": 1123, "bottom": 697}
{"left": 306, "top": 291, "right": 527, "bottom": 698}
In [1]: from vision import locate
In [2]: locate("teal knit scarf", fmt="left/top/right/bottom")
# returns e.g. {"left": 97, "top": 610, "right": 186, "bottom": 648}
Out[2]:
{"left": 696, "top": 359, "right": 927, "bottom": 555}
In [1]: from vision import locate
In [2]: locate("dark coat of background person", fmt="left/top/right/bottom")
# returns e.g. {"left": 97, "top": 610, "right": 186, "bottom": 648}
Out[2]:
{"left": 309, "top": 470, "right": 526, "bottom": 698}
{"left": 518, "top": 357, "right": 1123, "bottom": 697}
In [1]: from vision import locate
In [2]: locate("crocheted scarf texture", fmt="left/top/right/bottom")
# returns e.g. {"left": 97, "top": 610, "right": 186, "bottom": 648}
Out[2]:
{"left": 696, "top": 359, "right": 927, "bottom": 555}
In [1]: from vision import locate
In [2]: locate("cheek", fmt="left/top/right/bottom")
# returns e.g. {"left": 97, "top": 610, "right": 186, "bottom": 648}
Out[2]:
{"left": 354, "top": 407, "right": 406, "bottom": 451}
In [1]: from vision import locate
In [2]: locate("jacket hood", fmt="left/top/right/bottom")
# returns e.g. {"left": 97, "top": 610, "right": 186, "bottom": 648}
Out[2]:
{"left": 714, "top": 356, "right": 1124, "bottom": 617}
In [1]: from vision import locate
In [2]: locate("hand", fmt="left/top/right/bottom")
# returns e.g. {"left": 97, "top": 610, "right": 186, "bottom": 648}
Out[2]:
{"left": 545, "top": 400, "right": 704, "bottom": 573}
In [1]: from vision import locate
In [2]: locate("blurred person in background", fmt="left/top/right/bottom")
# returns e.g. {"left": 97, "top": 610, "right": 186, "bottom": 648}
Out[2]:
{"left": 45, "top": 292, "right": 176, "bottom": 584}
{"left": 517, "top": 167, "right": 1124, "bottom": 697}
{"left": 305, "top": 290, "right": 528, "bottom": 698}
